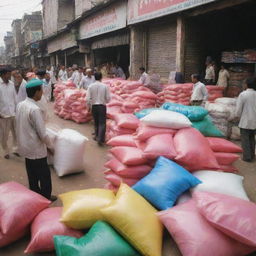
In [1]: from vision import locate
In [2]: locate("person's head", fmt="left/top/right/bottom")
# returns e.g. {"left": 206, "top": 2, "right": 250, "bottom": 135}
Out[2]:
{"left": 26, "top": 72, "right": 36, "bottom": 81}
{"left": 45, "top": 73, "right": 51, "bottom": 82}
{"left": 61, "top": 65, "right": 65, "bottom": 70}
{"left": 94, "top": 72, "right": 102, "bottom": 81}
{"left": 26, "top": 79, "right": 43, "bottom": 101}
{"left": 14, "top": 73, "right": 23, "bottom": 85}
{"left": 191, "top": 74, "right": 201, "bottom": 83}
{"left": 0, "top": 68, "right": 12, "bottom": 83}
{"left": 220, "top": 63, "right": 226, "bottom": 70}
{"left": 139, "top": 67, "right": 145, "bottom": 74}
{"left": 246, "top": 77, "right": 256, "bottom": 90}
{"left": 36, "top": 70, "right": 47, "bottom": 79}
{"left": 78, "top": 67, "right": 83, "bottom": 73}
{"left": 86, "top": 68, "right": 93, "bottom": 77}
{"left": 46, "top": 66, "right": 51, "bottom": 71}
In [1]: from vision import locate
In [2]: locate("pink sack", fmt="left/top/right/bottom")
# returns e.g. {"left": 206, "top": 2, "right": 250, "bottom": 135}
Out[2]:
{"left": 104, "top": 171, "right": 139, "bottom": 187}
{"left": 107, "top": 135, "right": 137, "bottom": 147}
{"left": 0, "top": 182, "right": 50, "bottom": 247}
{"left": 214, "top": 152, "right": 240, "bottom": 165}
{"left": 104, "top": 182, "right": 119, "bottom": 193}
{"left": 135, "top": 124, "right": 176, "bottom": 141}
{"left": 207, "top": 137, "right": 242, "bottom": 153}
{"left": 143, "top": 134, "right": 177, "bottom": 160}
{"left": 174, "top": 128, "right": 219, "bottom": 171}
{"left": 24, "top": 207, "right": 83, "bottom": 253}
{"left": 194, "top": 191, "right": 256, "bottom": 247}
{"left": 110, "top": 146, "right": 148, "bottom": 166}
{"left": 157, "top": 200, "right": 255, "bottom": 256}
{"left": 219, "top": 164, "right": 238, "bottom": 173}
{"left": 114, "top": 113, "right": 140, "bottom": 130}
{"left": 104, "top": 157, "right": 152, "bottom": 179}
{"left": 0, "top": 228, "right": 28, "bottom": 247}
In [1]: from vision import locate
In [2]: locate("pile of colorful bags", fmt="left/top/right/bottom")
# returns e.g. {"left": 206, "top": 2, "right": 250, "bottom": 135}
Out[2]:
{"left": 206, "top": 85, "right": 225, "bottom": 102}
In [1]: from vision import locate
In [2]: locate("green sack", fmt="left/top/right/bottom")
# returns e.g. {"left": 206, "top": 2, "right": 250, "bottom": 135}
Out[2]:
{"left": 54, "top": 221, "right": 141, "bottom": 256}
{"left": 134, "top": 108, "right": 159, "bottom": 119}
{"left": 192, "top": 116, "right": 224, "bottom": 137}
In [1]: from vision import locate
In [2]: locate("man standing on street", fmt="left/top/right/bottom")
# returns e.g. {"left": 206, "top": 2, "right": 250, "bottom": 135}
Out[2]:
{"left": 79, "top": 68, "right": 95, "bottom": 89}
{"left": 58, "top": 65, "right": 68, "bottom": 82}
{"left": 0, "top": 68, "right": 18, "bottom": 159}
{"left": 190, "top": 74, "right": 208, "bottom": 106}
{"left": 138, "top": 67, "right": 150, "bottom": 86}
{"left": 236, "top": 77, "right": 256, "bottom": 162}
{"left": 86, "top": 72, "right": 111, "bottom": 146}
{"left": 16, "top": 79, "right": 56, "bottom": 201}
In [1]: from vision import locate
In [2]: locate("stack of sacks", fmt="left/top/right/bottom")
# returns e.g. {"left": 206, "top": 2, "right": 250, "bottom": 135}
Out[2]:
{"left": 157, "top": 83, "right": 193, "bottom": 106}
{"left": 106, "top": 94, "right": 124, "bottom": 119}
{"left": 56, "top": 185, "right": 163, "bottom": 256}
{"left": 206, "top": 85, "right": 225, "bottom": 102}
{"left": 53, "top": 81, "right": 76, "bottom": 99}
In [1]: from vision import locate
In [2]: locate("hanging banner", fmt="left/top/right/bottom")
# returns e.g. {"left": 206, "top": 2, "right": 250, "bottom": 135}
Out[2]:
{"left": 79, "top": 1, "right": 127, "bottom": 39}
{"left": 128, "top": 0, "right": 217, "bottom": 24}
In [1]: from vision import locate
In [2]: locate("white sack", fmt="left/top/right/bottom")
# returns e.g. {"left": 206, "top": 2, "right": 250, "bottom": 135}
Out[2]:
{"left": 215, "top": 97, "right": 237, "bottom": 106}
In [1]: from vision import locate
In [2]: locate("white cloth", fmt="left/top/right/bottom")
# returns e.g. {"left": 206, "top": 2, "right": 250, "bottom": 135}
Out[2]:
{"left": 58, "top": 69, "right": 68, "bottom": 81}
{"left": 0, "top": 78, "right": 17, "bottom": 118}
{"left": 191, "top": 81, "right": 208, "bottom": 101}
{"left": 70, "top": 71, "right": 83, "bottom": 87}
{"left": 205, "top": 66, "right": 215, "bottom": 81}
{"left": 139, "top": 72, "right": 150, "bottom": 86}
{"left": 86, "top": 81, "right": 111, "bottom": 106}
{"left": 43, "top": 80, "right": 52, "bottom": 102}
{"left": 217, "top": 69, "right": 230, "bottom": 87}
{"left": 79, "top": 75, "right": 95, "bottom": 89}
{"left": 47, "top": 70, "right": 57, "bottom": 84}
{"left": 115, "top": 67, "right": 126, "bottom": 79}
{"left": 16, "top": 98, "right": 50, "bottom": 159}
{"left": 17, "top": 79, "right": 27, "bottom": 104}
{"left": 236, "top": 89, "right": 256, "bottom": 130}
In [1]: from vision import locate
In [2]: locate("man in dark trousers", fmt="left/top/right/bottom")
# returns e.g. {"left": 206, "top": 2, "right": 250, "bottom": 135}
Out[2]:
{"left": 236, "top": 77, "right": 256, "bottom": 162}
{"left": 86, "top": 72, "right": 111, "bottom": 146}
{"left": 16, "top": 79, "right": 57, "bottom": 201}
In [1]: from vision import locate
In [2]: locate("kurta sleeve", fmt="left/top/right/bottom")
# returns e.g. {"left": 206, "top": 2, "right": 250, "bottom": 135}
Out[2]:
{"left": 235, "top": 94, "right": 244, "bottom": 117}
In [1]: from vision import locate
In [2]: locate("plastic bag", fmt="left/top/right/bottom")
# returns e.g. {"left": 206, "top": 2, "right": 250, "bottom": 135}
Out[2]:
{"left": 114, "top": 113, "right": 140, "bottom": 130}
{"left": 157, "top": 200, "right": 254, "bottom": 256}
{"left": 133, "top": 157, "right": 201, "bottom": 210}
{"left": 107, "top": 135, "right": 136, "bottom": 147}
{"left": 25, "top": 207, "right": 83, "bottom": 253}
{"left": 174, "top": 128, "right": 220, "bottom": 171}
{"left": 161, "top": 102, "right": 208, "bottom": 121}
{"left": 141, "top": 110, "right": 192, "bottom": 129}
{"left": 54, "top": 129, "right": 88, "bottom": 177}
{"left": 192, "top": 171, "right": 249, "bottom": 201}
{"left": 206, "top": 137, "right": 242, "bottom": 153}
{"left": 105, "top": 171, "right": 139, "bottom": 187}
{"left": 214, "top": 152, "right": 240, "bottom": 165}
{"left": 59, "top": 189, "right": 115, "bottom": 229}
{"left": 134, "top": 108, "right": 159, "bottom": 119}
{"left": 54, "top": 221, "right": 141, "bottom": 256}
{"left": 101, "top": 184, "right": 163, "bottom": 256}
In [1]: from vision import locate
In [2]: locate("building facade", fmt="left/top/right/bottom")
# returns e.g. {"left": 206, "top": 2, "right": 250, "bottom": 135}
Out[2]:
{"left": 3, "top": 32, "right": 14, "bottom": 65}
{"left": 11, "top": 19, "right": 23, "bottom": 67}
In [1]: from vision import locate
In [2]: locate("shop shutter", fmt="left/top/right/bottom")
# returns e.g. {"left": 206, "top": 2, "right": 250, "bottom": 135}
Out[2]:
{"left": 147, "top": 21, "right": 177, "bottom": 82}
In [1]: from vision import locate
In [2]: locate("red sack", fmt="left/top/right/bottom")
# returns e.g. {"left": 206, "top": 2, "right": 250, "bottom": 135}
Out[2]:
{"left": 214, "top": 152, "right": 240, "bottom": 165}
{"left": 104, "top": 171, "right": 139, "bottom": 187}
{"left": 174, "top": 128, "right": 220, "bottom": 171}
{"left": 219, "top": 165, "right": 238, "bottom": 173}
{"left": 24, "top": 207, "right": 83, "bottom": 253}
{"left": 110, "top": 146, "right": 148, "bottom": 166}
{"left": 0, "top": 182, "right": 50, "bottom": 247}
{"left": 114, "top": 113, "right": 140, "bottom": 130}
{"left": 104, "top": 157, "right": 152, "bottom": 179}
{"left": 207, "top": 137, "right": 242, "bottom": 153}
{"left": 143, "top": 134, "right": 177, "bottom": 160}
{"left": 104, "top": 182, "right": 119, "bottom": 192}
{"left": 107, "top": 135, "right": 137, "bottom": 147}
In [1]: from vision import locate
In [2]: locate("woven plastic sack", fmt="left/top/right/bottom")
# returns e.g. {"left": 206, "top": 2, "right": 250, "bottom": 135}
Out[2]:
{"left": 105, "top": 171, "right": 139, "bottom": 187}
{"left": 133, "top": 157, "right": 201, "bottom": 210}
{"left": 206, "top": 137, "right": 242, "bottom": 153}
{"left": 192, "top": 171, "right": 249, "bottom": 201}
{"left": 192, "top": 116, "right": 224, "bottom": 137}
{"left": 101, "top": 184, "right": 163, "bottom": 256}
{"left": 214, "top": 152, "right": 240, "bottom": 165}
{"left": 104, "top": 157, "right": 152, "bottom": 179}
{"left": 194, "top": 191, "right": 256, "bottom": 247}
{"left": 161, "top": 102, "right": 208, "bottom": 121}
{"left": 114, "top": 113, "right": 140, "bottom": 130}
{"left": 107, "top": 135, "right": 136, "bottom": 147}
{"left": 59, "top": 189, "right": 115, "bottom": 229}
{"left": 54, "top": 221, "right": 140, "bottom": 256}
{"left": 141, "top": 110, "right": 192, "bottom": 129}
{"left": 25, "top": 207, "right": 83, "bottom": 253}
{"left": 143, "top": 134, "right": 177, "bottom": 160}
{"left": 110, "top": 146, "right": 148, "bottom": 166}
{"left": 0, "top": 182, "right": 50, "bottom": 247}
{"left": 54, "top": 129, "right": 88, "bottom": 177}
{"left": 157, "top": 200, "right": 254, "bottom": 256}
{"left": 174, "top": 128, "right": 220, "bottom": 171}
{"left": 134, "top": 108, "right": 159, "bottom": 119}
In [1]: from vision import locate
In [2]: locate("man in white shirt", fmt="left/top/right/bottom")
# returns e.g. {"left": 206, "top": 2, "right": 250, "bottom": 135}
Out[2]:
{"left": 115, "top": 64, "right": 126, "bottom": 79}
{"left": 0, "top": 68, "right": 18, "bottom": 159}
{"left": 205, "top": 62, "right": 215, "bottom": 84}
{"left": 235, "top": 77, "right": 256, "bottom": 162}
{"left": 138, "top": 67, "right": 150, "bottom": 86}
{"left": 70, "top": 66, "right": 83, "bottom": 88}
{"left": 86, "top": 72, "right": 111, "bottom": 146}
{"left": 16, "top": 79, "right": 56, "bottom": 201}
{"left": 79, "top": 68, "right": 95, "bottom": 89}
{"left": 15, "top": 73, "right": 27, "bottom": 104}
{"left": 58, "top": 65, "right": 68, "bottom": 81}
{"left": 190, "top": 74, "right": 208, "bottom": 106}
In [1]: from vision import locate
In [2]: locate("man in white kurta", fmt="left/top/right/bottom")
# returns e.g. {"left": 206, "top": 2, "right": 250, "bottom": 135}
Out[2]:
{"left": 79, "top": 69, "right": 95, "bottom": 89}
{"left": 191, "top": 74, "right": 208, "bottom": 106}
{"left": 70, "top": 67, "right": 83, "bottom": 88}
{"left": 0, "top": 68, "right": 18, "bottom": 159}
{"left": 58, "top": 66, "right": 68, "bottom": 81}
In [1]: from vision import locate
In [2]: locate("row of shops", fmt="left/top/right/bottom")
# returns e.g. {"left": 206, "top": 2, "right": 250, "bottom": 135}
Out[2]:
{"left": 42, "top": 0, "right": 256, "bottom": 87}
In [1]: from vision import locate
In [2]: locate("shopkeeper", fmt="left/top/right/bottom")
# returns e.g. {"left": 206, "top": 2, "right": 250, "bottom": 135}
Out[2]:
{"left": 190, "top": 74, "right": 208, "bottom": 106}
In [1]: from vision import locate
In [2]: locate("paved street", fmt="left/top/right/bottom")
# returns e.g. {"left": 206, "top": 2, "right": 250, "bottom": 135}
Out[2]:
{"left": 0, "top": 103, "right": 256, "bottom": 256}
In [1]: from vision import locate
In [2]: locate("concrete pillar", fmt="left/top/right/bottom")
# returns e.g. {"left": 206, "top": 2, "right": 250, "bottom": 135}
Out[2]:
{"left": 130, "top": 26, "right": 146, "bottom": 80}
{"left": 176, "top": 16, "right": 185, "bottom": 74}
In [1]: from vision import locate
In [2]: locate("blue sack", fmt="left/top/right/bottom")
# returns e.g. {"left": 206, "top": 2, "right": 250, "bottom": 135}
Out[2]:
{"left": 133, "top": 157, "right": 201, "bottom": 210}
{"left": 161, "top": 102, "right": 208, "bottom": 121}
{"left": 134, "top": 108, "right": 159, "bottom": 119}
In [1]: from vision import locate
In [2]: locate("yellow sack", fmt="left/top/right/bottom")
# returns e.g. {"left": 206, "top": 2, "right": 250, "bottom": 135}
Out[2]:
{"left": 59, "top": 189, "right": 115, "bottom": 229}
{"left": 101, "top": 184, "right": 163, "bottom": 256}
